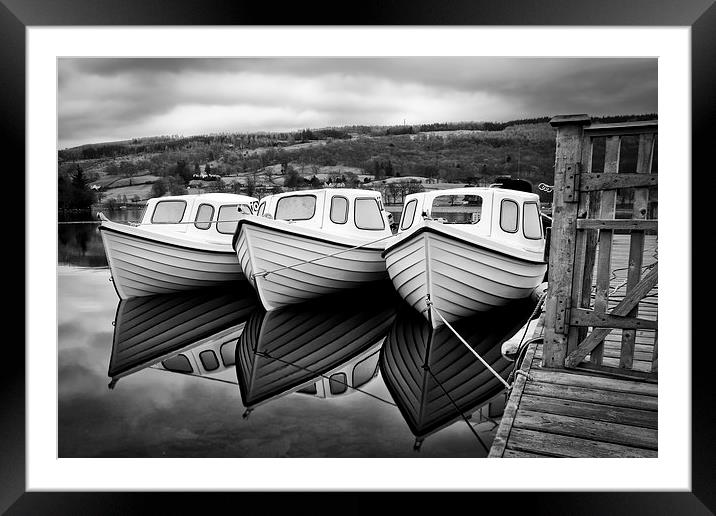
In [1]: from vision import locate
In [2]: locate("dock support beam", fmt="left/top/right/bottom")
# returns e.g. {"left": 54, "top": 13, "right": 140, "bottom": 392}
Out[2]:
{"left": 542, "top": 114, "right": 591, "bottom": 368}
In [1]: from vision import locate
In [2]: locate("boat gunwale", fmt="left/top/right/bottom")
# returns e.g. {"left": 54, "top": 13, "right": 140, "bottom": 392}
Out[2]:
{"left": 100, "top": 222, "right": 237, "bottom": 256}
{"left": 382, "top": 224, "right": 548, "bottom": 266}
{"left": 232, "top": 217, "right": 389, "bottom": 252}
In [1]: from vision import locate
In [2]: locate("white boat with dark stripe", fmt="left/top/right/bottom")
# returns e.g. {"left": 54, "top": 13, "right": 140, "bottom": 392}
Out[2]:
{"left": 383, "top": 187, "right": 548, "bottom": 328}
{"left": 99, "top": 193, "right": 258, "bottom": 299}
{"left": 233, "top": 188, "right": 393, "bottom": 311}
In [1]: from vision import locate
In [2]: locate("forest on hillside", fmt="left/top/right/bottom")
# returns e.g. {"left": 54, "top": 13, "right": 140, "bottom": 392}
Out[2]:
{"left": 57, "top": 114, "right": 657, "bottom": 211}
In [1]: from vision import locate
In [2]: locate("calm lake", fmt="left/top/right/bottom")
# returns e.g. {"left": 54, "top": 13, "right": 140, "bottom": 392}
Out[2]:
{"left": 58, "top": 211, "right": 539, "bottom": 458}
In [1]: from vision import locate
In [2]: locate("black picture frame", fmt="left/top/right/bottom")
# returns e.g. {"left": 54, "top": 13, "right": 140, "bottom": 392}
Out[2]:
{"left": 8, "top": 0, "right": 709, "bottom": 513}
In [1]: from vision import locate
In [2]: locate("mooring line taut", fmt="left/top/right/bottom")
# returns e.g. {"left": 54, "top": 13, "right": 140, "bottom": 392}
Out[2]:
{"left": 425, "top": 296, "right": 511, "bottom": 390}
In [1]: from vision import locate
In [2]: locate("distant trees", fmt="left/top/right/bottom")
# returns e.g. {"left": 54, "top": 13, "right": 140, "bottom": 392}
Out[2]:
{"left": 284, "top": 168, "right": 302, "bottom": 188}
{"left": 58, "top": 165, "right": 96, "bottom": 211}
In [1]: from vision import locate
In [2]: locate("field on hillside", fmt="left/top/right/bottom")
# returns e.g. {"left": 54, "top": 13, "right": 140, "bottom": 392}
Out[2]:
{"left": 58, "top": 115, "right": 656, "bottom": 207}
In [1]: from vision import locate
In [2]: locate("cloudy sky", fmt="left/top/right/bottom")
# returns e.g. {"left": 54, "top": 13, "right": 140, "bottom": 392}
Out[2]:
{"left": 58, "top": 57, "right": 657, "bottom": 149}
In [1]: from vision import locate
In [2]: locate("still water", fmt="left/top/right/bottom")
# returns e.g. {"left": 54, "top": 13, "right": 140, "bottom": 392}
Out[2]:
{"left": 58, "top": 215, "right": 539, "bottom": 457}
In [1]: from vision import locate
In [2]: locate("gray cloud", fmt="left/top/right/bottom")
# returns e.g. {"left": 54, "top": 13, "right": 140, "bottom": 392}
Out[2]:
{"left": 58, "top": 57, "right": 657, "bottom": 148}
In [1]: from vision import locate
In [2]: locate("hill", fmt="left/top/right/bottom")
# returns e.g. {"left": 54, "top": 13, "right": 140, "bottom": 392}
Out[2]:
{"left": 57, "top": 114, "right": 657, "bottom": 207}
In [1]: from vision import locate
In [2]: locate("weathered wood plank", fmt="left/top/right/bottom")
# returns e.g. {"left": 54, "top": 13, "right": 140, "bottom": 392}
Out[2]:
{"left": 513, "top": 409, "right": 658, "bottom": 449}
{"left": 519, "top": 393, "right": 657, "bottom": 429}
{"left": 576, "top": 219, "right": 658, "bottom": 231}
{"left": 620, "top": 133, "right": 656, "bottom": 369}
{"left": 502, "top": 449, "right": 551, "bottom": 458}
{"left": 568, "top": 135, "right": 598, "bottom": 356}
{"left": 579, "top": 173, "right": 658, "bottom": 191}
{"left": 506, "top": 427, "right": 657, "bottom": 458}
{"left": 566, "top": 265, "right": 658, "bottom": 368}
{"left": 523, "top": 381, "right": 657, "bottom": 411}
{"left": 583, "top": 120, "right": 658, "bottom": 137}
{"left": 488, "top": 338, "right": 539, "bottom": 458}
{"left": 570, "top": 308, "right": 657, "bottom": 330}
{"left": 574, "top": 361, "right": 657, "bottom": 381}
{"left": 528, "top": 368, "right": 657, "bottom": 396}
{"left": 542, "top": 118, "right": 591, "bottom": 368}
{"left": 590, "top": 137, "right": 620, "bottom": 366}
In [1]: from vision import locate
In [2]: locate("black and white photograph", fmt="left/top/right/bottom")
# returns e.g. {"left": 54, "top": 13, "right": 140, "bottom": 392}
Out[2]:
{"left": 56, "top": 56, "right": 661, "bottom": 459}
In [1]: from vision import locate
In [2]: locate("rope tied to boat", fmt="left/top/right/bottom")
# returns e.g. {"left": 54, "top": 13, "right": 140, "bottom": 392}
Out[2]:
{"left": 253, "top": 232, "right": 395, "bottom": 281}
{"left": 425, "top": 296, "right": 511, "bottom": 390}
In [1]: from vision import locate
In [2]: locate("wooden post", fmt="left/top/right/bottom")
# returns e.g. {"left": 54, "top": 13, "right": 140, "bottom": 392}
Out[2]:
{"left": 542, "top": 114, "right": 591, "bottom": 368}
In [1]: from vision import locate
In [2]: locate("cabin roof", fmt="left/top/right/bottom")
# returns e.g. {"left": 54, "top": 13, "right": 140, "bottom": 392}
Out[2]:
{"left": 411, "top": 187, "right": 539, "bottom": 202}
{"left": 265, "top": 188, "right": 382, "bottom": 202}
{"left": 150, "top": 192, "right": 257, "bottom": 204}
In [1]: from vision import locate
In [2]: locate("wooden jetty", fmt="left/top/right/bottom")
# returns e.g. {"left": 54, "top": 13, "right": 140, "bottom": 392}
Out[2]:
{"left": 489, "top": 115, "right": 658, "bottom": 458}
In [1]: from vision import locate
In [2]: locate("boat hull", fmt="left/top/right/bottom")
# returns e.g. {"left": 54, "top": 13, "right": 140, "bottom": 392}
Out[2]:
{"left": 100, "top": 223, "right": 245, "bottom": 299}
{"left": 235, "top": 219, "right": 389, "bottom": 311}
{"left": 384, "top": 224, "right": 547, "bottom": 327}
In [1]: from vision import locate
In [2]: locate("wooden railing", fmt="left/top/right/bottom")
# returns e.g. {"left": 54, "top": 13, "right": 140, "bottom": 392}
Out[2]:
{"left": 542, "top": 115, "right": 658, "bottom": 379}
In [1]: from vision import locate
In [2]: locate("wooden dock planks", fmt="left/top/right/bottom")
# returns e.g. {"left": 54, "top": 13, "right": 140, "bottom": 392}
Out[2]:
{"left": 489, "top": 340, "right": 658, "bottom": 458}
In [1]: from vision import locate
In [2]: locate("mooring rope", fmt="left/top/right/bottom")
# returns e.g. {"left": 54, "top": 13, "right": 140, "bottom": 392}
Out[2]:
{"left": 425, "top": 296, "right": 511, "bottom": 390}
{"left": 423, "top": 364, "right": 488, "bottom": 453}
{"left": 253, "top": 232, "right": 395, "bottom": 281}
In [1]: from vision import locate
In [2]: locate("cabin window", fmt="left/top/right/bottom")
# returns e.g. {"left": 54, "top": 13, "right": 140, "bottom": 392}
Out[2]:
{"left": 297, "top": 383, "right": 318, "bottom": 395}
{"left": 199, "top": 350, "right": 220, "bottom": 371}
{"left": 401, "top": 199, "right": 418, "bottom": 230}
{"left": 217, "top": 204, "right": 241, "bottom": 234}
{"left": 352, "top": 350, "right": 380, "bottom": 388}
{"left": 329, "top": 372, "right": 348, "bottom": 395}
{"left": 151, "top": 200, "right": 186, "bottom": 224}
{"left": 257, "top": 201, "right": 266, "bottom": 216}
{"left": 275, "top": 195, "right": 316, "bottom": 221}
{"left": 430, "top": 194, "right": 482, "bottom": 224}
{"left": 220, "top": 341, "right": 236, "bottom": 367}
{"left": 354, "top": 198, "right": 385, "bottom": 230}
{"left": 161, "top": 354, "right": 193, "bottom": 373}
{"left": 500, "top": 199, "right": 519, "bottom": 233}
{"left": 330, "top": 196, "right": 349, "bottom": 224}
{"left": 523, "top": 202, "right": 542, "bottom": 239}
{"left": 194, "top": 203, "right": 214, "bottom": 230}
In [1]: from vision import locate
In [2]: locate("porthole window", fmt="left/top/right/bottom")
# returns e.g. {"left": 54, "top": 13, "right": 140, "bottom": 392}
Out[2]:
{"left": 352, "top": 350, "right": 380, "bottom": 388}
{"left": 199, "top": 350, "right": 219, "bottom": 371}
{"left": 217, "top": 205, "right": 240, "bottom": 234}
{"left": 354, "top": 198, "right": 385, "bottom": 230}
{"left": 330, "top": 196, "right": 349, "bottom": 224}
{"left": 523, "top": 202, "right": 542, "bottom": 239}
{"left": 194, "top": 204, "right": 214, "bottom": 230}
{"left": 329, "top": 373, "right": 348, "bottom": 395}
{"left": 401, "top": 199, "right": 418, "bottom": 230}
{"left": 275, "top": 195, "right": 317, "bottom": 221}
{"left": 500, "top": 199, "right": 519, "bottom": 233}
{"left": 151, "top": 200, "right": 186, "bottom": 224}
{"left": 161, "top": 354, "right": 193, "bottom": 373}
{"left": 220, "top": 341, "right": 236, "bottom": 367}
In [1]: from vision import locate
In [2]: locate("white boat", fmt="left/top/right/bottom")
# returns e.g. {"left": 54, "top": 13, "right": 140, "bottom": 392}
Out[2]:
{"left": 237, "top": 284, "right": 397, "bottom": 410}
{"left": 383, "top": 187, "right": 548, "bottom": 327}
{"left": 233, "top": 188, "right": 393, "bottom": 311}
{"left": 107, "top": 285, "right": 258, "bottom": 387}
{"left": 380, "top": 299, "right": 537, "bottom": 447}
{"left": 99, "top": 193, "right": 258, "bottom": 299}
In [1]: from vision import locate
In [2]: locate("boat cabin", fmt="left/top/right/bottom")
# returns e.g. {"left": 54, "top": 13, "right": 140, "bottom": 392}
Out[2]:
{"left": 138, "top": 193, "right": 259, "bottom": 241}
{"left": 296, "top": 344, "right": 381, "bottom": 399}
{"left": 255, "top": 188, "right": 392, "bottom": 238}
{"left": 398, "top": 187, "right": 545, "bottom": 249}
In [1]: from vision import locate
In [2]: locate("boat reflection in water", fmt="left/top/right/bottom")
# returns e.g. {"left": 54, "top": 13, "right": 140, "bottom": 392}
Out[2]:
{"left": 236, "top": 282, "right": 398, "bottom": 412}
{"left": 108, "top": 284, "right": 259, "bottom": 387}
{"left": 380, "top": 296, "right": 539, "bottom": 449}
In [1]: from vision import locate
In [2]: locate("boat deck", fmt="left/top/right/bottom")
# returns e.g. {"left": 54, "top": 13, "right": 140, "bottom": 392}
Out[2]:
{"left": 488, "top": 336, "right": 657, "bottom": 458}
